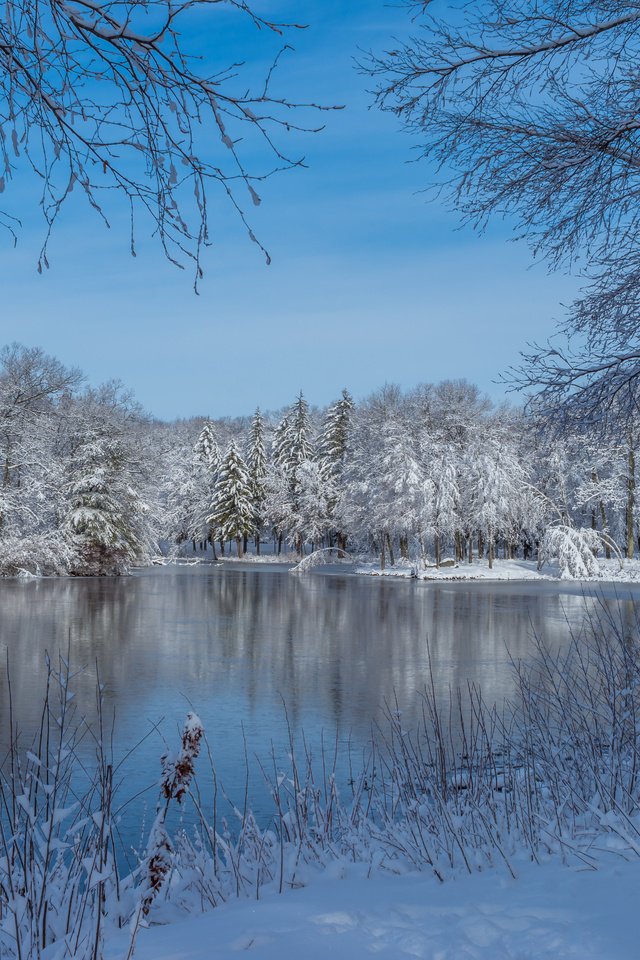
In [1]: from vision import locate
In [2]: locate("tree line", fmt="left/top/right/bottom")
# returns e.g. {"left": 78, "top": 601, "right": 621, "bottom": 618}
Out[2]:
{"left": 0, "top": 343, "right": 636, "bottom": 576}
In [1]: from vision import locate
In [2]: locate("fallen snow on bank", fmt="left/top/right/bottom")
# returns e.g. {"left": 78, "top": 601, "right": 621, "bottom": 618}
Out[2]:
{"left": 222, "top": 552, "right": 299, "bottom": 565}
{"left": 418, "top": 559, "right": 557, "bottom": 581}
{"left": 355, "top": 557, "right": 640, "bottom": 583}
{"left": 111, "top": 857, "right": 638, "bottom": 960}
{"left": 355, "top": 559, "right": 557, "bottom": 581}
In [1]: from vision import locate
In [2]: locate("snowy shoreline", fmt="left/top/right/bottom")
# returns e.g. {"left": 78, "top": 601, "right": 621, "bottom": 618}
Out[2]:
{"left": 190, "top": 553, "right": 640, "bottom": 585}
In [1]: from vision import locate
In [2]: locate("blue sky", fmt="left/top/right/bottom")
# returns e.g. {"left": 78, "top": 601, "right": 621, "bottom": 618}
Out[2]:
{"left": 0, "top": 0, "right": 580, "bottom": 420}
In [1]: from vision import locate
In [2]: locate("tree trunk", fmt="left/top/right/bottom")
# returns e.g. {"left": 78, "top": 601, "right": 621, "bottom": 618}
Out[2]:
{"left": 488, "top": 528, "right": 494, "bottom": 570}
{"left": 236, "top": 536, "right": 242, "bottom": 558}
{"left": 386, "top": 532, "right": 395, "bottom": 566}
{"left": 597, "top": 502, "right": 610, "bottom": 559}
{"left": 627, "top": 441, "right": 635, "bottom": 560}
{"left": 380, "top": 533, "right": 386, "bottom": 571}
{"left": 435, "top": 534, "right": 441, "bottom": 568}
{"left": 467, "top": 533, "right": 473, "bottom": 564}
{"left": 418, "top": 531, "right": 426, "bottom": 564}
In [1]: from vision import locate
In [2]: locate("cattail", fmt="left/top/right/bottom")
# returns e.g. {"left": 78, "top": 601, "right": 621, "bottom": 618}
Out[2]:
{"left": 160, "top": 711, "right": 204, "bottom": 803}
{"left": 139, "top": 713, "right": 204, "bottom": 919}
{"left": 142, "top": 824, "right": 173, "bottom": 915}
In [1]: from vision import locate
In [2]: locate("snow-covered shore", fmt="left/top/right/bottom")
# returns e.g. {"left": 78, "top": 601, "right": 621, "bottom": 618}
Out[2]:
{"left": 354, "top": 557, "right": 640, "bottom": 583}
{"left": 110, "top": 855, "right": 638, "bottom": 960}
{"left": 163, "top": 550, "right": 640, "bottom": 584}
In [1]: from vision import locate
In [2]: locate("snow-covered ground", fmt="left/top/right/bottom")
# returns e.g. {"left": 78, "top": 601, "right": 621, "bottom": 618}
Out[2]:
{"left": 110, "top": 856, "right": 639, "bottom": 960}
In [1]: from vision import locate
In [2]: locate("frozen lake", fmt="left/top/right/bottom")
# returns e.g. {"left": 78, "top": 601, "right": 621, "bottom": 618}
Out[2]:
{"left": 1, "top": 564, "right": 638, "bottom": 841}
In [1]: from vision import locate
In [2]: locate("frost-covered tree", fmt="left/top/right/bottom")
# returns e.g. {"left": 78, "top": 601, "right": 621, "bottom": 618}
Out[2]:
{"left": 207, "top": 441, "right": 254, "bottom": 558}
{"left": 432, "top": 454, "right": 459, "bottom": 567}
{"left": 290, "top": 460, "right": 335, "bottom": 550}
{"left": 264, "top": 463, "right": 295, "bottom": 555}
{"left": 469, "top": 432, "right": 528, "bottom": 569}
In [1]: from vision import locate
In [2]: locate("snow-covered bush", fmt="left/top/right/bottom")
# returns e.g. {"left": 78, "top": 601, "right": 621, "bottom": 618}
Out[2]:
{"left": 0, "top": 532, "right": 76, "bottom": 576}
{"left": 539, "top": 524, "right": 603, "bottom": 578}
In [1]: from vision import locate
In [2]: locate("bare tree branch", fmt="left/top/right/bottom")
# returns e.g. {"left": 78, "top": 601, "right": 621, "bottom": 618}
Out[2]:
{"left": 0, "top": 0, "right": 336, "bottom": 287}
{"left": 365, "top": 1, "right": 640, "bottom": 429}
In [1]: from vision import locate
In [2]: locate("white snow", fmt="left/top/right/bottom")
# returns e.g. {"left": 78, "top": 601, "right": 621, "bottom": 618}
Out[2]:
{"left": 108, "top": 856, "right": 639, "bottom": 960}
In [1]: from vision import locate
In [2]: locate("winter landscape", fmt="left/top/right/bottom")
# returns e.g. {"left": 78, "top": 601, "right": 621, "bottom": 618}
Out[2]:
{"left": 2, "top": 0, "right": 640, "bottom": 958}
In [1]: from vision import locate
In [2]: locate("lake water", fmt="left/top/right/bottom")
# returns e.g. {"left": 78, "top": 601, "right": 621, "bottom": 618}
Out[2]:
{"left": 1, "top": 564, "right": 638, "bottom": 843}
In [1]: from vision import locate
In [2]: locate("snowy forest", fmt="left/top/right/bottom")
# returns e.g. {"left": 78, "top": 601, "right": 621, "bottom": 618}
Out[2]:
{"left": 1, "top": 341, "right": 634, "bottom": 577}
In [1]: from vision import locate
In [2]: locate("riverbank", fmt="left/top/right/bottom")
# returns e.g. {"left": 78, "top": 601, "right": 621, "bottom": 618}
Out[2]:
{"left": 354, "top": 557, "right": 640, "bottom": 583}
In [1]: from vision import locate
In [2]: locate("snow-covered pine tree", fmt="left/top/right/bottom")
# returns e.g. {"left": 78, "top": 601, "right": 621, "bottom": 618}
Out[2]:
{"left": 318, "top": 389, "right": 354, "bottom": 479}
{"left": 192, "top": 420, "right": 221, "bottom": 552}
{"left": 317, "top": 389, "right": 354, "bottom": 550}
{"left": 207, "top": 441, "right": 254, "bottom": 557}
{"left": 64, "top": 430, "right": 151, "bottom": 575}
{"left": 193, "top": 421, "right": 221, "bottom": 472}
{"left": 288, "top": 392, "right": 314, "bottom": 474}
{"left": 269, "top": 394, "right": 315, "bottom": 553}
{"left": 271, "top": 415, "right": 291, "bottom": 470}
{"left": 246, "top": 408, "right": 268, "bottom": 554}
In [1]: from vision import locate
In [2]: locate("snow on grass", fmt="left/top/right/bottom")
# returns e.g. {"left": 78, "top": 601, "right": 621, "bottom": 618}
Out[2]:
{"left": 109, "top": 856, "right": 639, "bottom": 960}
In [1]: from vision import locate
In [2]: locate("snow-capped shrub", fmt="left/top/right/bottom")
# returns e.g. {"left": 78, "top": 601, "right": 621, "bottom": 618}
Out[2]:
{"left": 539, "top": 524, "right": 602, "bottom": 579}
{"left": 0, "top": 532, "right": 76, "bottom": 577}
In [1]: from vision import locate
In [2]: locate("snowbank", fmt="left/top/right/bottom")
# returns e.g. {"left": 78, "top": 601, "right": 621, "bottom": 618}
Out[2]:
{"left": 109, "top": 856, "right": 639, "bottom": 960}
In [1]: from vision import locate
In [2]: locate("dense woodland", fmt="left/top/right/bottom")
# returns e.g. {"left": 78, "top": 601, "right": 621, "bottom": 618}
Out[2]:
{"left": 0, "top": 342, "right": 634, "bottom": 576}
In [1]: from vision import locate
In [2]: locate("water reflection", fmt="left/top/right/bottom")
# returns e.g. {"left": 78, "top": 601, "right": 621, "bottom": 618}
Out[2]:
{"left": 0, "top": 567, "right": 637, "bottom": 828}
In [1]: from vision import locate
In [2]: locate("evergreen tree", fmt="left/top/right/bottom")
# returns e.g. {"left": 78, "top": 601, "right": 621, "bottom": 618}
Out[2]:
{"left": 318, "top": 389, "right": 354, "bottom": 480}
{"left": 271, "top": 415, "right": 291, "bottom": 470}
{"left": 207, "top": 441, "right": 254, "bottom": 557}
{"left": 288, "top": 392, "right": 314, "bottom": 475}
{"left": 318, "top": 388, "right": 354, "bottom": 549}
{"left": 64, "top": 430, "right": 150, "bottom": 575}
{"left": 194, "top": 421, "right": 220, "bottom": 472}
{"left": 246, "top": 408, "right": 268, "bottom": 553}
{"left": 193, "top": 420, "right": 221, "bottom": 551}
